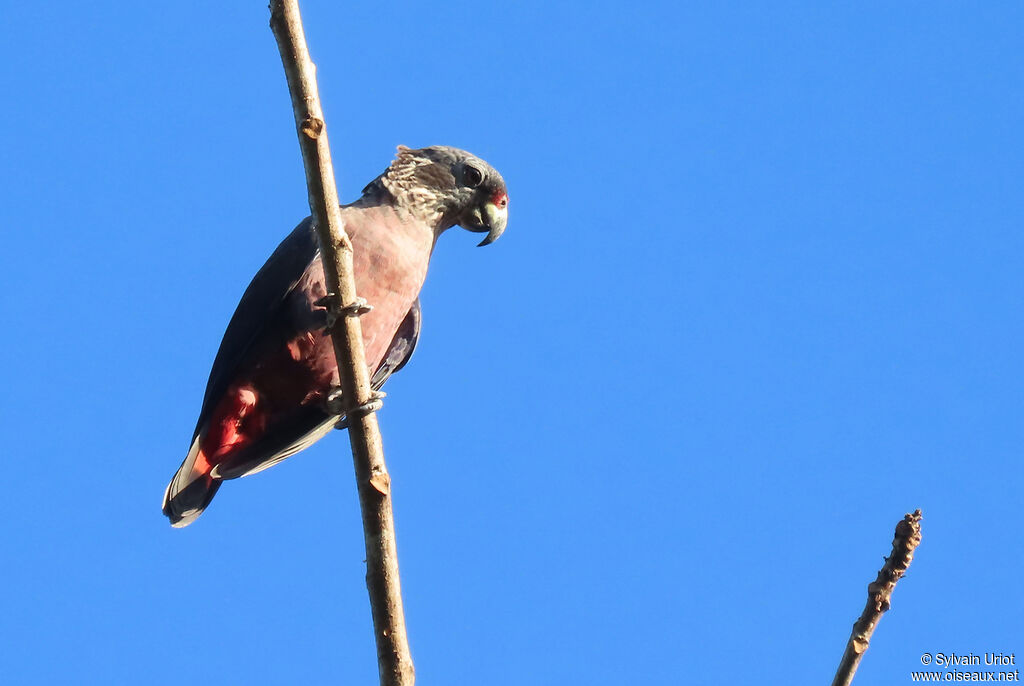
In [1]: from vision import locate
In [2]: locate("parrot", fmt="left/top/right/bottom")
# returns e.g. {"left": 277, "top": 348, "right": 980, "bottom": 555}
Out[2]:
{"left": 162, "top": 145, "right": 508, "bottom": 527}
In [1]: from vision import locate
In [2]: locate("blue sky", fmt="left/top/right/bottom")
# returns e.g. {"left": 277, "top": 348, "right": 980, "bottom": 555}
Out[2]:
{"left": 1, "top": 2, "right": 1021, "bottom": 683}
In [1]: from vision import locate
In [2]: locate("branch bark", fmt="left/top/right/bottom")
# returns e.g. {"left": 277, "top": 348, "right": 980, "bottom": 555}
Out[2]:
{"left": 268, "top": 3, "right": 414, "bottom": 684}
{"left": 831, "top": 509, "right": 922, "bottom": 686}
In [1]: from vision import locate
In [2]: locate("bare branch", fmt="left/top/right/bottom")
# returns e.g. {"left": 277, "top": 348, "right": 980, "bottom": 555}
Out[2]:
{"left": 268, "top": 2, "right": 414, "bottom": 684}
{"left": 831, "top": 509, "right": 923, "bottom": 686}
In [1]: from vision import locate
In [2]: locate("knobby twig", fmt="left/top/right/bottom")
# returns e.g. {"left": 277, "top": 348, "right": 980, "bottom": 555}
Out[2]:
{"left": 268, "top": 2, "right": 415, "bottom": 685}
{"left": 831, "top": 509, "right": 923, "bottom": 686}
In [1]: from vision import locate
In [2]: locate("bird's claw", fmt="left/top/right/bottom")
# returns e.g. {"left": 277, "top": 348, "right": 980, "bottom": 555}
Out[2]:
{"left": 328, "top": 388, "right": 387, "bottom": 429}
{"left": 349, "top": 390, "right": 386, "bottom": 418}
{"left": 314, "top": 293, "right": 373, "bottom": 333}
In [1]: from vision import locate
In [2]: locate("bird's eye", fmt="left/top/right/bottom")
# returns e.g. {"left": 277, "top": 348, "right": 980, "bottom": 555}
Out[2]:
{"left": 463, "top": 165, "right": 483, "bottom": 188}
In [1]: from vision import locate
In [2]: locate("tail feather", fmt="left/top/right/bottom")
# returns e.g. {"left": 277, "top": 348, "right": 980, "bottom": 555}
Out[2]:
{"left": 163, "top": 436, "right": 221, "bottom": 528}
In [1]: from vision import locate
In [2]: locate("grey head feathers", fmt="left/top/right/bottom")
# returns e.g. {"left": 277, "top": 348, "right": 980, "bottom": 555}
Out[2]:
{"left": 361, "top": 146, "right": 508, "bottom": 234}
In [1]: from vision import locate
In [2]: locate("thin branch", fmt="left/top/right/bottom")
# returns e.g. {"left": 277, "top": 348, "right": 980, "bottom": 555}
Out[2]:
{"left": 831, "top": 509, "right": 923, "bottom": 686}
{"left": 268, "top": 3, "right": 414, "bottom": 685}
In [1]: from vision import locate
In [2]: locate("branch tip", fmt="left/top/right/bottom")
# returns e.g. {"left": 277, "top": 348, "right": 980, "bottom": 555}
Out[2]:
{"left": 830, "top": 510, "right": 923, "bottom": 686}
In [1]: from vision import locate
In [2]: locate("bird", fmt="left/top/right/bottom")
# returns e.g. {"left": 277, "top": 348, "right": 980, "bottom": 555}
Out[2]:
{"left": 163, "top": 145, "right": 508, "bottom": 527}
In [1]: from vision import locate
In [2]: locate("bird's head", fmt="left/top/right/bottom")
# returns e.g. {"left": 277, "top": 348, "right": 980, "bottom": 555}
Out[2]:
{"left": 369, "top": 145, "right": 509, "bottom": 246}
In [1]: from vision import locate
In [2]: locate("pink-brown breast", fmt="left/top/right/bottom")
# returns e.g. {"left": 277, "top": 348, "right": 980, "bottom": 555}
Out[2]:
{"left": 292, "top": 204, "right": 435, "bottom": 394}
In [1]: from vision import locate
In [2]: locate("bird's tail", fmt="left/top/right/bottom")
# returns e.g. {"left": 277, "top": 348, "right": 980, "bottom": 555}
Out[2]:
{"left": 162, "top": 435, "right": 221, "bottom": 528}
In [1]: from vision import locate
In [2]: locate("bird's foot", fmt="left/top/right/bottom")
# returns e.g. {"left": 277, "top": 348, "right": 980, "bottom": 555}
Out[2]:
{"left": 314, "top": 293, "right": 373, "bottom": 333}
{"left": 327, "top": 387, "right": 386, "bottom": 429}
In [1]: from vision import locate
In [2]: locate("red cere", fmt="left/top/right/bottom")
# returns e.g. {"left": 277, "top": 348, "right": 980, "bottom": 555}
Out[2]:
{"left": 491, "top": 191, "right": 508, "bottom": 209}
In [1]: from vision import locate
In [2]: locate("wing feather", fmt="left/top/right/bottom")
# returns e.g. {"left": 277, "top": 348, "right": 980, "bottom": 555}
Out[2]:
{"left": 193, "top": 219, "right": 319, "bottom": 437}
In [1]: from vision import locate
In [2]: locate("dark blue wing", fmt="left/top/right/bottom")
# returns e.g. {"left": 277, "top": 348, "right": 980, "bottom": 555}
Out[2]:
{"left": 193, "top": 218, "right": 319, "bottom": 437}
{"left": 370, "top": 298, "right": 421, "bottom": 390}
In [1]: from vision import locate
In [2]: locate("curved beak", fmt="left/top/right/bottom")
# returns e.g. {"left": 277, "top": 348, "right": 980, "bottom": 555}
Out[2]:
{"left": 477, "top": 201, "right": 508, "bottom": 247}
